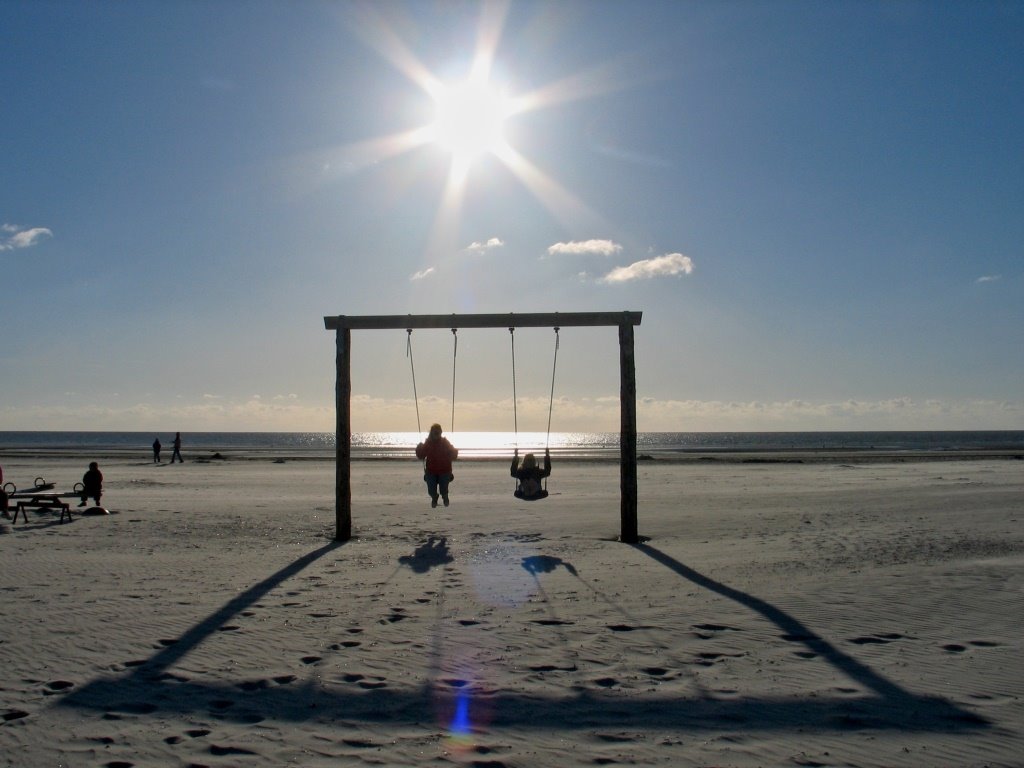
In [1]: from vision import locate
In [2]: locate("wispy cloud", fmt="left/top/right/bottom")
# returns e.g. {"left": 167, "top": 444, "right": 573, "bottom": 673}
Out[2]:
{"left": 547, "top": 239, "right": 622, "bottom": 256}
{"left": 410, "top": 267, "right": 436, "bottom": 281}
{"left": 976, "top": 274, "right": 1002, "bottom": 283}
{"left": 465, "top": 237, "right": 504, "bottom": 253}
{"left": 599, "top": 252, "right": 694, "bottom": 283}
{"left": 0, "top": 224, "right": 53, "bottom": 251}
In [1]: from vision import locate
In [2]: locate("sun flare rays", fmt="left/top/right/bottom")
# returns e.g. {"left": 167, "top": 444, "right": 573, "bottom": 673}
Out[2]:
{"left": 315, "top": 2, "right": 645, "bottom": 254}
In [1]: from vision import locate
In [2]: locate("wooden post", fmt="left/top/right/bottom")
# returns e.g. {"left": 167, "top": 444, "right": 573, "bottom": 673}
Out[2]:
{"left": 619, "top": 321, "right": 639, "bottom": 543}
{"left": 336, "top": 328, "right": 352, "bottom": 541}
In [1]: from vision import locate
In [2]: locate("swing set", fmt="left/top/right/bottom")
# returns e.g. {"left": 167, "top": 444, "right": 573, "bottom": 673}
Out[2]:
{"left": 406, "top": 323, "right": 560, "bottom": 499}
{"left": 323, "top": 311, "right": 643, "bottom": 542}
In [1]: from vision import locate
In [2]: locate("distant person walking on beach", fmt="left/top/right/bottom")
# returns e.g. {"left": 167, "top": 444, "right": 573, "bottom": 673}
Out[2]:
{"left": 415, "top": 423, "right": 458, "bottom": 508}
{"left": 79, "top": 462, "right": 103, "bottom": 507}
{"left": 170, "top": 432, "right": 184, "bottom": 463}
{"left": 152, "top": 437, "right": 162, "bottom": 463}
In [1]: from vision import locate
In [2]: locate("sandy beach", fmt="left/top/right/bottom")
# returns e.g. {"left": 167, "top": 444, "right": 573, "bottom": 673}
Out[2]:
{"left": 2, "top": 452, "right": 1023, "bottom": 767}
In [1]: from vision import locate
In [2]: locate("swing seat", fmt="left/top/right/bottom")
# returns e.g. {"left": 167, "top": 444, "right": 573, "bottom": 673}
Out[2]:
{"left": 514, "top": 488, "right": 548, "bottom": 501}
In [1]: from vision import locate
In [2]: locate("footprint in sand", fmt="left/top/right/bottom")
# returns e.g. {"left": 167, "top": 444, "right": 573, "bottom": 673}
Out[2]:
{"left": 42, "top": 680, "right": 74, "bottom": 695}
{"left": 300, "top": 655, "right": 322, "bottom": 665}
{"left": 343, "top": 738, "right": 381, "bottom": 748}
{"left": 358, "top": 680, "right": 387, "bottom": 689}
{"left": 849, "top": 633, "right": 908, "bottom": 645}
{"left": 209, "top": 745, "right": 257, "bottom": 756}
{"left": 150, "top": 672, "right": 189, "bottom": 683}
{"left": 329, "top": 641, "right": 362, "bottom": 650}
{"left": 530, "top": 664, "right": 578, "bottom": 672}
{"left": 943, "top": 644, "right": 968, "bottom": 653}
{"left": 237, "top": 680, "right": 270, "bottom": 692}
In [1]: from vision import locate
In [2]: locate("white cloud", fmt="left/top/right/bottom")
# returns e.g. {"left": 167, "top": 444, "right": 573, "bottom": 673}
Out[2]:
{"left": 599, "top": 252, "right": 694, "bottom": 283}
{"left": 976, "top": 274, "right": 1002, "bottom": 283}
{"left": 410, "top": 267, "right": 436, "bottom": 281}
{"left": 465, "top": 237, "right": 504, "bottom": 253}
{"left": 1, "top": 224, "right": 53, "bottom": 251}
{"left": 547, "top": 239, "right": 622, "bottom": 256}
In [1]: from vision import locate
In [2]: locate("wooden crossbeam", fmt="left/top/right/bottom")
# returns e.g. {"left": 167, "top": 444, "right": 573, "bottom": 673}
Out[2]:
{"left": 325, "top": 311, "right": 642, "bottom": 330}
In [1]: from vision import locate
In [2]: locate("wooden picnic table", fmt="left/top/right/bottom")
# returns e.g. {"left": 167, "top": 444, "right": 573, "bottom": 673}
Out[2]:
{"left": 5, "top": 479, "right": 82, "bottom": 524}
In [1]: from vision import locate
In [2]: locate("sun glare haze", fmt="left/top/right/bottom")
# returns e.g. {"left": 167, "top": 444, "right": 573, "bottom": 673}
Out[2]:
{"left": 428, "top": 79, "right": 512, "bottom": 164}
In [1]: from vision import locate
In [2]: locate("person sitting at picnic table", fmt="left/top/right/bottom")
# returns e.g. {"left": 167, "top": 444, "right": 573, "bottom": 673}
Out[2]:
{"left": 511, "top": 448, "right": 551, "bottom": 500}
{"left": 0, "top": 462, "right": 8, "bottom": 518}
{"left": 79, "top": 461, "right": 103, "bottom": 507}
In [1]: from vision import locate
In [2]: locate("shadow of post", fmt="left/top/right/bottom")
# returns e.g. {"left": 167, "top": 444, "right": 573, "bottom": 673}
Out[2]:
{"left": 126, "top": 540, "right": 343, "bottom": 678}
{"left": 631, "top": 542, "right": 987, "bottom": 728}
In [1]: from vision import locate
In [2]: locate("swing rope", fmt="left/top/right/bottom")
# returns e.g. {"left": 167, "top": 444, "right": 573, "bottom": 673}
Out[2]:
{"left": 546, "top": 327, "right": 560, "bottom": 449}
{"left": 509, "top": 326, "right": 560, "bottom": 450}
{"left": 509, "top": 327, "right": 518, "bottom": 448}
{"left": 450, "top": 328, "right": 458, "bottom": 433}
{"left": 406, "top": 329, "right": 421, "bottom": 435}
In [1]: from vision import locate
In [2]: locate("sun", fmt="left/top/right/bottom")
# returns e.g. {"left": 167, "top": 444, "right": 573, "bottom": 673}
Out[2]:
{"left": 428, "top": 79, "right": 512, "bottom": 163}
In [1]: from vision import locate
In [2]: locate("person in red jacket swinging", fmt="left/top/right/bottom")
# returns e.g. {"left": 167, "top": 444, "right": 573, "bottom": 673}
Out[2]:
{"left": 415, "top": 423, "right": 458, "bottom": 508}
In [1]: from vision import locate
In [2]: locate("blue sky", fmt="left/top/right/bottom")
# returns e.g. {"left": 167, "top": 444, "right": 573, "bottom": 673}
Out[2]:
{"left": 2, "top": 0, "right": 1021, "bottom": 433}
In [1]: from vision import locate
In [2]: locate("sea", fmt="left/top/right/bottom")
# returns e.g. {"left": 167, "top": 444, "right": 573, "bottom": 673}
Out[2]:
{"left": 1, "top": 431, "right": 1022, "bottom": 460}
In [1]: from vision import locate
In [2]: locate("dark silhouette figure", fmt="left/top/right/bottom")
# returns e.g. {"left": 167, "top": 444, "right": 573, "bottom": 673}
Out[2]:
{"left": 170, "top": 432, "right": 184, "bottom": 463}
{"left": 79, "top": 462, "right": 103, "bottom": 507}
{"left": 152, "top": 437, "right": 162, "bottom": 463}
{"left": 511, "top": 449, "right": 551, "bottom": 500}
{"left": 0, "top": 462, "right": 9, "bottom": 518}
{"left": 415, "top": 423, "right": 458, "bottom": 507}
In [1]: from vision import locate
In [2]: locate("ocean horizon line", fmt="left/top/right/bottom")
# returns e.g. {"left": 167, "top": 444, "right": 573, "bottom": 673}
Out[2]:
{"left": 2, "top": 429, "right": 1023, "bottom": 461}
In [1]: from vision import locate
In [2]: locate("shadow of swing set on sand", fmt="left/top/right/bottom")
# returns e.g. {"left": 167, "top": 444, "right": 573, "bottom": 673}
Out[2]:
{"left": 56, "top": 538, "right": 987, "bottom": 734}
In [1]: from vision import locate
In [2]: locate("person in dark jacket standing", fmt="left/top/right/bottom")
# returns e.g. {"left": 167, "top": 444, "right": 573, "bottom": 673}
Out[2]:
{"left": 415, "top": 423, "right": 458, "bottom": 508}
{"left": 152, "top": 437, "right": 162, "bottom": 463}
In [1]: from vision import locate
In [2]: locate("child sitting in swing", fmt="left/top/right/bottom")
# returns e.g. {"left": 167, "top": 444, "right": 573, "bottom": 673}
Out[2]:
{"left": 511, "top": 448, "right": 551, "bottom": 500}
